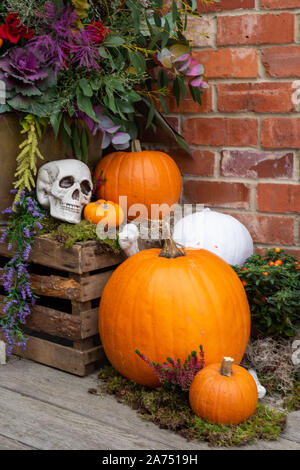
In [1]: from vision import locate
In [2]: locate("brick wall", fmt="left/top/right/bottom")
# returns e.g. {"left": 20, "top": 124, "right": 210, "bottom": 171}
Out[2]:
{"left": 144, "top": 0, "right": 300, "bottom": 258}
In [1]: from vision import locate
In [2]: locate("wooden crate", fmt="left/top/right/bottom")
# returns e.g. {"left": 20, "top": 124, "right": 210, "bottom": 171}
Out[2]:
{"left": 0, "top": 235, "right": 125, "bottom": 376}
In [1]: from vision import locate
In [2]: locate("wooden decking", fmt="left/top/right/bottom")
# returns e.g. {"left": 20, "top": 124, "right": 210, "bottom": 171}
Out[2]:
{"left": 0, "top": 356, "right": 299, "bottom": 450}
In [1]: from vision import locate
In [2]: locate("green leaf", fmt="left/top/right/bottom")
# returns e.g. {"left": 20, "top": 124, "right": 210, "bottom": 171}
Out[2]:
{"left": 79, "top": 79, "right": 93, "bottom": 97}
{"left": 128, "top": 50, "right": 146, "bottom": 74}
{"left": 159, "top": 95, "right": 169, "bottom": 114}
{"left": 63, "top": 118, "right": 72, "bottom": 137}
{"left": 76, "top": 88, "right": 97, "bottom": 121}
{"left": 103, "top": 35, "right": 126, "bottom": 47}
{"left": 146, "top": 101, "right": 155, "bottom": 129}
{"left": 173, "top": 77, "right": 181, "bottom": 107}
{"left": 50, "top": 112, "right": 62, "bottom": 138}
{"left": 81, "top": 127, "right": 89, "bottom": 161}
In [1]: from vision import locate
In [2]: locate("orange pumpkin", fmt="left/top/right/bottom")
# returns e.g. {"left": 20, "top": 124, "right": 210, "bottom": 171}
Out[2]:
{"left": 189, "top": 357, "right": 258, "bottom": 424}
{"left": 84, "top": 199, "right": 124, "bottom": 227}
{"left": 99, "top": 239, "right": 251, "bottom": 388}
{"left": 0, "top": 39, "right": 3, "bottom": 48}
{"left": 94, "top": 140, "right": 182, "bottom": 220}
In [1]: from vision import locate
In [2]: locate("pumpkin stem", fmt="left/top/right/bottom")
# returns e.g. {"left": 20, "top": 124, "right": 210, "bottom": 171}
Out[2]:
{"left": 131, "top": 140, "right": 142, "bottom": 152}
{"left": 159, "top": 237, "right": 185, "bottom": 259}
{"left": 220, "top": 357, "right": 234, "bottom": 377}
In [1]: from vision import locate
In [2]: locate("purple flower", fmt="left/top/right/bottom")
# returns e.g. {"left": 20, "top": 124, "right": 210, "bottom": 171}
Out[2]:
{"left": 77, "top": 106, "right": 131, "bottom": 150}
{"left": 70, "top": 29, "right": 101, "bottom": 71}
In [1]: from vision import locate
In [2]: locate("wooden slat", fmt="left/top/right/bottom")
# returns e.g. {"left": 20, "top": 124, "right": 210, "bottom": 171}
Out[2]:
{"left": 0, "top": 233, "right": 124, "bottom": 274}
{"left": 0, "top": 297, "right": 82, "bottom": 340}
{"left": 80, "top": 270, "right": 114, "bottom": 302}
{"left": 80, "top": 308, "right": 99, "bottom": 338}
{"left": 0, "top": 235, "right": 82, "bottom": 273}
{"left": 11, "top": 335, "right": 105, "bottom": 376}
{"left": 80, "top": 241, "right": 124, "bottom": 273}
{"left": 0, "top": 269, "right": 81, "bottom": 301}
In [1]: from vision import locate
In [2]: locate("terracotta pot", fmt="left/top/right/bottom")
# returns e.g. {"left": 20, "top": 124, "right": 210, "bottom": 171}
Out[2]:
{"left": 0, "top": 114, "right": 102, "bottom": 224}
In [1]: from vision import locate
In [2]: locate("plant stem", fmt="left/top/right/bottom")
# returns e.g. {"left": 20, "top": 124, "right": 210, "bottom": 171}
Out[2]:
{"left": 220, "top": 357, "right": 234, "bottom": 377}
{"left": 159, "top": 237, "right": 185, "bottom": 259}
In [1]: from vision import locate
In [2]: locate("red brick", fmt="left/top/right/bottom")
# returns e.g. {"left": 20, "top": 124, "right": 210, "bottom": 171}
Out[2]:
{"left": 226, "top": 212, "right": 294, "bottom": 245}
{"left": 257, "top": 184, "right": 300, "bottom": 213}
{"left": 217, "top": 14, "right": 294, "bottom": 46}
{"left": 221, "top": 150, "right": 293, "bottom": 179}
{"left": 193, "top": 48, "right": 258, "bottom": 79}
{"left": 185, "top": 16, "right": 215, "bottom": 48}
{"left": 170, "top": 149, "right": 215, "bottom": 176}
{"left": 160, "top": 86, "right": 212, "bottom": 114}
{"left": 262, "top": 46, "right": 300, "bottom": 77}
{"left": 183, "top": 118, "right": 258, "bottom": 146}
{"left": 261, "top": 0, "right": 300, "bottom": 9}
{"left": 262, "top": 118, "right": 300, "bottom": 148}
{"left": 218, "top": 82, "right": 294, "bottom": 113}
{"left": 183, "top": 181, "right": 250, "bottom": 209}
{"left": 197, "top": 0, "right": 254, "bottom": 12}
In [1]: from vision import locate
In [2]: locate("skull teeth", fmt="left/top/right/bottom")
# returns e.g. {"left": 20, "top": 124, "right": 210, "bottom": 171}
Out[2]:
{"left": 60, "top": 203, "right": 81, "bottom": 213}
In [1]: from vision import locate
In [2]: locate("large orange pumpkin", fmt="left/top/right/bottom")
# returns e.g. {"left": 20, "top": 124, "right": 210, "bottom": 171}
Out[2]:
{"left": 94, "top": 141, "right": 182, "bottom": 220}
{"left": 189, "top": 357, "right": 258, "bottom": 424}
{"left": 99, "top": 239, "right": 251, "bottom": 388}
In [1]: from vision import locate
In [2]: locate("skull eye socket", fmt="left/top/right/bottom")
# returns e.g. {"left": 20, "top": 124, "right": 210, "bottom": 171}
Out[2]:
{"left": 81, "top": 180, "right": 92, "bottom": 195}
{"left": 59, "top": 176, "right": 74, "bottom": 188}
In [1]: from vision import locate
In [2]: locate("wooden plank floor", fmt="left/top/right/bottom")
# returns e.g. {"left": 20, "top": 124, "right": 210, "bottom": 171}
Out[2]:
{"left": 0, "top": 356, "right": 299, "bottom": 450}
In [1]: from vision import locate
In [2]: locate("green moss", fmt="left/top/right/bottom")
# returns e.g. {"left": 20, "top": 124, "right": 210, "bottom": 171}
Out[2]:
{"left": 38, "top": 216, "right": 120, "bottom": 252}
{"left": 96, "top": 366, "right": 287, "bottom": 448}
{"left": 283, "top": 381, "right": 300, "bottom": 412}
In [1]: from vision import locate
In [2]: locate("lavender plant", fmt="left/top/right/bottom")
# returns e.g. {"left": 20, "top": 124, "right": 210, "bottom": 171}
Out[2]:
{"left": 0, "top": 191, "right": 45, "bottom": 354}
{"left": 135, "top": 346, "right": 205, "bottom": 392}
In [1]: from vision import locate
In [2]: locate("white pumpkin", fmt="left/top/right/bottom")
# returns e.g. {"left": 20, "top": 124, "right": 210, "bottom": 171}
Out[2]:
{"left": 172, "top": 208, "right": 253, "bottom": 266}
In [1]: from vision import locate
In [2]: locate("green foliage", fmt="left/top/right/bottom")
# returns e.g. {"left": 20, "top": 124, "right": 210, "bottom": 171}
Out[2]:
{"left": 233, "top": 249, "right": 300, "bottom": 338}
{"left": 13, "top": 115, "right": 46, "bottom": 204}
{"left": 96, "top": 366, "right": 286, "bottom": 447}
{"left": 38, "top": 217, "right": 121, "bottom": 251}
{"left": 0, "top": 0, "right": 214, "bottom": 153}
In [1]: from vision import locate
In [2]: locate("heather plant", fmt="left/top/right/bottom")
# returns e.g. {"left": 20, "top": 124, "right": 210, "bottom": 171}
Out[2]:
{"left": 233, "top": 248, "right": 300, "bottom": 338}
{"left": 135, "top": 346, "right": 205, "bottom": 392}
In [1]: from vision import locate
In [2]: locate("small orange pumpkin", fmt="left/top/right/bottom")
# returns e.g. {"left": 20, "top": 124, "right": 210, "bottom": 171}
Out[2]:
{"left": 189, "top": 357, "right": 258, "bottom": 425}
{"left": 94, "top": 140, "right": 182, "bottom": 220}
{"left": 84, "top": 199, "right": 124, "bottom": 227}
{"left": 0, "top": 39, "right": 3, "bottom": 49}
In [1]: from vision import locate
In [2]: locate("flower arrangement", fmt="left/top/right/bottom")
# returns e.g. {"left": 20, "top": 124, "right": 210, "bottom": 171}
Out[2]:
{"left": 0, "top": 0, "right": 211, "bottom": 202}
{"left": 233, "top": 248, "right": 300, "bottom": 338}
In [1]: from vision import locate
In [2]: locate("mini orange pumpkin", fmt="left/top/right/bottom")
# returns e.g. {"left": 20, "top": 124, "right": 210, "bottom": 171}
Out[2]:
{"left": 99, "top": 239, "right": 251, "bottom": 388}
{"left": 94, "top": 140, "right": 182, "bottom": 220}
{"left": 84, "top": 199, "right": 124, "bottom": 227}
{"left": 189, "top": 357, "right": 258, "bottom": 424}
{"left": 0, "top": 39, "right": 3, "bottom": 49}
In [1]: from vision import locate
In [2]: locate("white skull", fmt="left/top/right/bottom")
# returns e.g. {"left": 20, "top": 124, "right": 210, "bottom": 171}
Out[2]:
{"left": 36, "top": 159, "right": 93, "bottom": 224}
